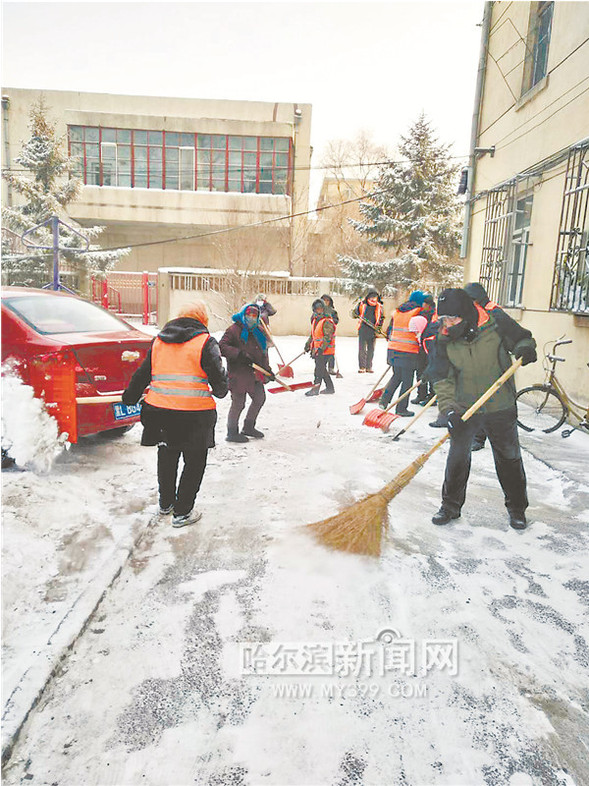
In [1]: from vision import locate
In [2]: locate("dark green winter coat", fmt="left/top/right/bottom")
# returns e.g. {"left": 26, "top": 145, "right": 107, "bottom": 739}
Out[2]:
{"left": 432, "top": 314, "right": 536, "bottom": 415}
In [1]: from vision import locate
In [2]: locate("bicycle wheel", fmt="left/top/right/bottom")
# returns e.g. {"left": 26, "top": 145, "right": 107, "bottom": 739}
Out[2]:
{"left": 516, "top": 385, "right": 567, "bottom": 433}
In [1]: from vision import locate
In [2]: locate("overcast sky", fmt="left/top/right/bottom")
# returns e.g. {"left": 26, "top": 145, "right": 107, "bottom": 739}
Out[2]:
{"left": 2, "top": 1, "right": 484, "bottom": 202}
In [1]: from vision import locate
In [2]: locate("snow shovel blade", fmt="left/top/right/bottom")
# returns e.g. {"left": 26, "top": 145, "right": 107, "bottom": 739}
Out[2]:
{"left": 379, "top": 413, "right": 401, "bottom": 432}
{"left": 349, "top": 398, "right": 367, "bottom": 415}
{"left": 362, "top": 407, "right": 387, "bottom": 427}
{"left": 367, "top": 387, "right": 384, "bottom": 403}
{"left": 277, "top": 365, "right": 294, "bottom": 378}
{"left": 268, "top": 381, "right": 314, "bottom": 394}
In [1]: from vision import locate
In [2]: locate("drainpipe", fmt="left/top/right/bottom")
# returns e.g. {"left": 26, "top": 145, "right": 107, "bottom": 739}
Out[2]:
{"left": 2, "top": 95, "right": 13, "bottom": 206}
{"left": 460, "top": 1, "right": 493, "bottom": 260}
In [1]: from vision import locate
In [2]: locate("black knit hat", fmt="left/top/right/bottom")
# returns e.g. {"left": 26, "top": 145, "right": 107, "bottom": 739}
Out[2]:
{"left": 437, "top": 288, "right": 478, "bottom": 327}
{"left": 464, "top": 281, "right": 490, "bottom": 306}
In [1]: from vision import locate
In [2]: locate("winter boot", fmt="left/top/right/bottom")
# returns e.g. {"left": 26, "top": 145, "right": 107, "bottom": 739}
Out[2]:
{"left": 242, "top": 420, "right": 264, "bottom": 439}
{"left": 305, "top": 385, "right": 320, "bottom": 397}
{"left": 226, "top": 426, "right": 249, "bottom": 443}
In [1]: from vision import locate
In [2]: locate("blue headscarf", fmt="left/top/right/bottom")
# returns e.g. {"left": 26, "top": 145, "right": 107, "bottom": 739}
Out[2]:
{"left": 232, "top": 303, "right": 268, "bottom": 349}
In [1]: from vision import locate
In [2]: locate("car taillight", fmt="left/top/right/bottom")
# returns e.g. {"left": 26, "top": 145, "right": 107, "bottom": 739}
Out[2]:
{"left": 29, "top": 350, "right": 78, "bottom": 443}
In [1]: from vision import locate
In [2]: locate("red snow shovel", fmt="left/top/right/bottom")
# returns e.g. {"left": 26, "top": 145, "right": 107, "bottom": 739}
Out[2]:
{"left": 276, "top": 351, "right": 305, "bottom": 378}
{"left": 260, "top": 322, "right": 294, "bottom": 378}
{"left": 349, "top": 367, "right": 391, "bottom": 415}
{"left": 385, "top": 395, "right": 438, "bottom": 435}
{"left": 268, "top": 380, "right": 315, "bottom": 394}
{"left": 362, "top": 381, "right": 420, "bottom": 428}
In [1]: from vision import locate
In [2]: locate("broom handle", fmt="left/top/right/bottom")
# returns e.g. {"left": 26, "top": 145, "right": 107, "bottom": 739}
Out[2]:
{"left": 358, "top": 315, "right": 387, "bottom": 338}
{"left": 251, "top": 363, "right": 292, "bottom": 391}
{"left": 367, "top": 366, "right": 391, "bottom": 397}
{"left": 391, "top": 395, "right": 438, "bottom": 436}
{"left": 410, "top": 358, "right": 524, "bottom": 461}
{"left": 260, "top": 321, "right": 287, "bottom": 366}
{"left": 383, "top": 381, "right": 421, "bottom": 413}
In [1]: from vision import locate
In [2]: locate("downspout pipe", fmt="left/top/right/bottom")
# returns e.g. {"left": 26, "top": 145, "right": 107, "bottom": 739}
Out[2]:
{"left": 460, "top": 1, "right": 493, "bottom": 260}
{"left": 2, "top": 95, "right": 13, "bottom": 206}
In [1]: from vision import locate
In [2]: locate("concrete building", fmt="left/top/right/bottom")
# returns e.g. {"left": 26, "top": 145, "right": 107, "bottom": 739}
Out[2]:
{"left": 462, "top": 1, "right": 589, "bottom": 404}
{"left": 1, "top": 88, "right": 312, "bottom": 275}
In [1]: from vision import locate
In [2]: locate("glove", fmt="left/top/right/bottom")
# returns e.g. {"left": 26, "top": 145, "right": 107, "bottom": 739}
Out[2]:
{"left": 446, "top": 410, "right": 465, "bottom": 433}
{"left": 238, "top": 351, "right": 253, "bottom": 366}
{"left": 514, "top": 344, "right": 537, "bottom": 366}
{"left": 304, "top": 340, "right": 311, "bottom": 353}
{"left": 268, "top": 371, "right": 276, "bottom": 382}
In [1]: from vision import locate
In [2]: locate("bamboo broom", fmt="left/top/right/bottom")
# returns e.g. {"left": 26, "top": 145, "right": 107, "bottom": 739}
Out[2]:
{"left": 307, "top": 359, "right": 522, "bottom": 557}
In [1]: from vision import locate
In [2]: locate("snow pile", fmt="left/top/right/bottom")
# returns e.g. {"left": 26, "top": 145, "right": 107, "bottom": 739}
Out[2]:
{"left": 1, "top": 363, "right": 69, "bottom": 472}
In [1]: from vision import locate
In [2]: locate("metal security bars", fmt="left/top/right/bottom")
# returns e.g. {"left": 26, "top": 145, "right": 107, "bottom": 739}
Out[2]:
{"left": 551, "top": 142, "right": 589, "bottom": 313}
{"left": 478, "top": 181, "right": 516, "bottom": 304}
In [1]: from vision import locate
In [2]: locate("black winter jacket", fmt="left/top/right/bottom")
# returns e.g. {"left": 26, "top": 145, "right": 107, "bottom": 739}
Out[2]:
{"left": 122, "top": 318, "right": 228, "bottom": 450}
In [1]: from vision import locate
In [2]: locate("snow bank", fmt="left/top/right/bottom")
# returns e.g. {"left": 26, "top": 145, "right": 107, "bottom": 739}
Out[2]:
{"left": 1, "top": 363, "right": 68, "bottom": 472}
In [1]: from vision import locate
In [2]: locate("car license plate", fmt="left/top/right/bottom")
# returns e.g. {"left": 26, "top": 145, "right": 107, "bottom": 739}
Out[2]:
{"left": 113, "top": 402, "right": 142, "bottom": 420}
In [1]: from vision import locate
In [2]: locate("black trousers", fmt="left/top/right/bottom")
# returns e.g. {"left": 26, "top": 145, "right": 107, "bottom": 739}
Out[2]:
{"left": 441, "top": 408, "right": 528, "bottom": 517}
{"left": 313, "top": 353, "right": 335, "bottom": 391}
{"left": 157, "top": 445, "right": 208, "bottom": 516}
{"left": 227, "top": 381, "right": 266, "bottom": 431}
{"left": 358, "top": 328, "right": 376, "bottom": 370}
{"left": 380, "top": 355, "right": 419, "bottom": 412}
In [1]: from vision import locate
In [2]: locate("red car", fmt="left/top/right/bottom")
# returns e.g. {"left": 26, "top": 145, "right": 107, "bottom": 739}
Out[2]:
{"left": 1, "top": 287, "right": 153, "bottom": 444}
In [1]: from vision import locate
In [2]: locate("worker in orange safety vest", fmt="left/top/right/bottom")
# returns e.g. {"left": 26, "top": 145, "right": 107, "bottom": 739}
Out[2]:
{"left": 304, "top": 299, "right": 336, "bottom": 396}
{"left": 122, "top": 300, "right": 228, "bottom": 528}
{"left": 378, "top": 290, "right": 428, "bottom": 416}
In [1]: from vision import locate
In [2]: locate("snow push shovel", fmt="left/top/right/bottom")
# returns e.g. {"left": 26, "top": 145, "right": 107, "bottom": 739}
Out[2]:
{"left": 251, "top": 363, "right": 292, "bottom": 391}
{"left": 268, "top": 380, "right": 315, "bottom": 394}
{"left": 349, "top": 366, "right": 391, "bottom": 415}
{"left": 387, "top": 395, "right": 438, "bottom": 436}
{"left": 260, "top": 322, "right": 294, "bottom": 378}
{"left": 276, "top": 351, "right": 305, "bottom": 378}
{"left": 363, "top": 381, "right": 420, "bottom": 428}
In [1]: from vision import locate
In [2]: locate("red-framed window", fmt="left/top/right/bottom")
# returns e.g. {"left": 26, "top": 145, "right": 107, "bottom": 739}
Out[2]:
{"left": 68, "top": 126, "right": 293, "bottom": 195}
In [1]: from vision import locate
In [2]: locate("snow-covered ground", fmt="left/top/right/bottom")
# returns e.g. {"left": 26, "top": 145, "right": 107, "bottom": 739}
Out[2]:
{"left": 2, "top": 334, "right": 589, "bottom": 785}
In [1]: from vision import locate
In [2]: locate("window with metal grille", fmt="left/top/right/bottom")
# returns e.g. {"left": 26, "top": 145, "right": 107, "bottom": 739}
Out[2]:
{"left": 479, "top": 182, "right": 535, "bottom": 307}
{"left": 478, "top": 182, "right": 516, "bottom": 304}
{"left": 522, "top": 1, "right": 554, "bottom": 95}
{"left": 68, "top": 126, "right": 293, "bottom": 196}
{"left": 551, "top": 142, "right": 589, "bottom": 313}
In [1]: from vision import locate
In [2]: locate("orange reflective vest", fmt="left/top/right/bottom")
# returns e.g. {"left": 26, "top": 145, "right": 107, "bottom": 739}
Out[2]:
{"left": 474, "top": 302, "right": 491, "bottom": 326}
{"left": 357, "top": 301, "right": 383, "bottom": 331}
{"left": 311, "top": 317, "right": 336, "bottom": 356}
{"left": 144, "top": 334, "right": 216, "bottom": 411}
{"left": 387, "top": 307, "right": 422, "bottom": 353}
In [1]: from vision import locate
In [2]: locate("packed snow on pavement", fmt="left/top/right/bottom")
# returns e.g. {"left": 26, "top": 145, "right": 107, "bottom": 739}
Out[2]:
{"left": 2, "top": 332, "right": 589, "bottom": 786}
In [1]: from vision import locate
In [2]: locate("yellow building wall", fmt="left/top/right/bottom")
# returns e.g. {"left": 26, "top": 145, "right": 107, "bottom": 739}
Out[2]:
{"left": 464, "top": 2, "right": 589, "bottom": 408}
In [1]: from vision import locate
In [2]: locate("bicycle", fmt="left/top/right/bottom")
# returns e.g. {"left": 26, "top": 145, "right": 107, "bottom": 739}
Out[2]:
{"left": 515, "top": 338, "right": 589, "bottom": 437}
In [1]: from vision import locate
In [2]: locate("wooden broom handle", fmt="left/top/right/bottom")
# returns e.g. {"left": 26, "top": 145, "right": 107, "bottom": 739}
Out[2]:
{"left": 358, "top": 315, "right": 387, "bottom": 338}
{"left": 422, "top": 358, "right": 524, "bottom": 458}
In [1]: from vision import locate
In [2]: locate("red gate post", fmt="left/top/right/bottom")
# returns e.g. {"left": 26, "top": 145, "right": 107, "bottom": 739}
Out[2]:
{"left": 142, "top": 271, "right": 149, "bottom": 325}
{"left": 101, "top": 279, "right": 109, "bottom": 309}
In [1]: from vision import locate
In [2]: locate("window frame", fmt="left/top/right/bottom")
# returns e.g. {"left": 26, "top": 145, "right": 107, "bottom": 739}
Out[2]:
{"left": 69, "top": 125, "right": 293, "bottom": 196}
{"left": 521, "top": 1, "right": 554, "bottom": 96}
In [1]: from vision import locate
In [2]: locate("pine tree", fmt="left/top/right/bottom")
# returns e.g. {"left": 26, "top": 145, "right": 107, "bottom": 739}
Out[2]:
{"left": 342, "top": 114, "right": 463, "bottom": 292}
{"left": 2, "top": 99, "right": 127, "bottom": 289}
